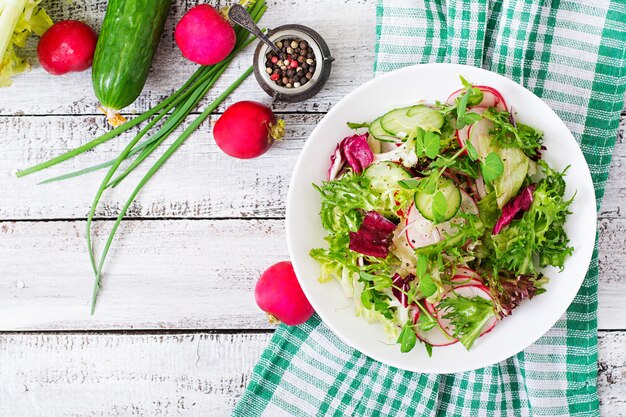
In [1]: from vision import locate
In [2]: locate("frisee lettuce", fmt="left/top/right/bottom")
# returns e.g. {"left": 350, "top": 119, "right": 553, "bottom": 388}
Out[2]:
{"left": 489, "top": 162, "right": 573, "bottom": 275}
{"left": 439, "top": 294, "right": 496, "bottom": 350}
{"left": 482, "top": 107, "right": 543, "bottom": 158}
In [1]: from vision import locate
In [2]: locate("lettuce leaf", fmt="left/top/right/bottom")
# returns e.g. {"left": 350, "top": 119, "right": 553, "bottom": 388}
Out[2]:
{"left": 438, "top": 294, "right": 496, "bottom": 350}
{"left": 493, "top": 146, "right": 529, "bottom": 208}
{"left": 490, "top": 162, "right": 573, "bottom": 275}
{"left": 0, "top": 0, "right": 53, "bottom": 87}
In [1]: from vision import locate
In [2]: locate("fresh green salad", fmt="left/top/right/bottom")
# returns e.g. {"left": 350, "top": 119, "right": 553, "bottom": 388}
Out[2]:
{"left": 310, "top": 77, "right": 573, "bottom": 354}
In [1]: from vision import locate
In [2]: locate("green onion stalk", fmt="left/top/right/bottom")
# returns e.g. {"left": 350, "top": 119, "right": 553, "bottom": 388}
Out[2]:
{"left": 15, "top": 0, "right": 268, "bottom": 313}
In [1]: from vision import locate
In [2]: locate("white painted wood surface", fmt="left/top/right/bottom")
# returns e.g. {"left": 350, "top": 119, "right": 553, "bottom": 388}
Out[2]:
{"left": 0, "top": 0, "right": 624, "bottom": 415}
{"left": 1, "top": 332, "right": 624, "bottom": 416}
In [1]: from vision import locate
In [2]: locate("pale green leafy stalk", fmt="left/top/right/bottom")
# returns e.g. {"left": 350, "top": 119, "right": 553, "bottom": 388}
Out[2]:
{"left": 0, "top": 0, "right": 52, "bottom": 87}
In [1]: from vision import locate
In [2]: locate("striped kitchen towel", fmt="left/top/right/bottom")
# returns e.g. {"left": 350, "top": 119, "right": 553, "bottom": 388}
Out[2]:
{"left": 233, "top": 1, "right": 626, "bottom": 415}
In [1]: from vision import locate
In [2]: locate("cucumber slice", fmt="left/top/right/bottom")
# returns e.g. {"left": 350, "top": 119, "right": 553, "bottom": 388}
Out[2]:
{"left": 368, "top": 117, "right": 399, "bottom": 142}
{"left": 381, "top": 105, "right": 444, "bottom": 136}
{"left": 364, "top": 161, "right": 412, "bottom": 192}
{"left": 414, "top": 177, "right": 461, "bottom": 223}
{"left": 406, "top": 105, "right": 445, "bottom": 131}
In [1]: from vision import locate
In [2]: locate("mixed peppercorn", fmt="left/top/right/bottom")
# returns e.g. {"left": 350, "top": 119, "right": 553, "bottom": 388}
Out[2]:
{"left": 265, "top": 38, "right": 316, "bottom": 89}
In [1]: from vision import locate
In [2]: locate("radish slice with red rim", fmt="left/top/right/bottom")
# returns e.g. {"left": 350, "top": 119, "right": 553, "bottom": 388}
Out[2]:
{"left": 436, "top": 284, "right": 498, "bottom": 339}
{"left": 476, "top": 173, "right": 487, "bottom": 200}
{"left": 424, "top": 300, "right": 436, "bottom": 315}
{"left": 436, "top": 190, "right": 478, "bottom": 238}
{"left": 409, "top": 303, "right": 457, "bottom": 346}
{"left": 446, "top": 86, "right": 508, "bottom": 112}
{"left": 455, "top": 108, "right": 485, "bottom": 152}
{"left": 454, "top": 266, "right": 480, "bottom": 279}
{"left": 404, "top": 203, "right": 441, "bottom": 249}
{"left": 450, "top": 276, "right": 483, "bottom": 286}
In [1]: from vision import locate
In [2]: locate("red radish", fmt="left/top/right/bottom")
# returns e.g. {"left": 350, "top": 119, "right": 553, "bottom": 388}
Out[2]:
{"left": 37, "top": 20, "right": 98, "bottom": 75}
{"left": 455, "top": 107, "right": 485, "bottom": 149}
{"left": 466, "top": 116, "right": 493, "bottom": 157}
{"left": 436, "top": 285, "right": 498, "bottom": 338}
{"left": 213, "top": 101, "right": 285, "bottom": 159}
{"left": 255, "top": 261, "right": 314, "bottom": 326}
{"left": 446, "top": 86, "right": 508, "bottom": 112}
{"left": 450, "top": 276, "right": 483, "bottom": 286}
{"left": 404, "top": 203, "right": 441, "bottom": 250}
{"left": 453, "top": 266, "right": 481, "bottom": 280}
{"left": 413, "top": 308, "right": 458, "bottom": 347}
{"left": 436, "top": 190, "right": 479, "bottom": 238}
{"left": 424, "top": 300, "right": 436, "bottom": 315}
{"left": 175, "top": 4, "right": 236, "bottom": 65}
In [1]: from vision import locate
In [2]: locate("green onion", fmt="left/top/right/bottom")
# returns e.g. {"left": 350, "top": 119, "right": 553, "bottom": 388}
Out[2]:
{"left": 14, "top": 0, "right": 267, "bottom": 313}
{"left": 17, "top": 0, "right": 266, "bottom": 179}
{"left": 90, "top": 66, "right": 255, "bottom": 313}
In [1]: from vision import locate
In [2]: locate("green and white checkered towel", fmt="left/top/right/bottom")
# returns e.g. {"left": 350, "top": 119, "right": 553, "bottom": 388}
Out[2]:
{"left": 233, "top": 1, "right": 626, "bottom": 415}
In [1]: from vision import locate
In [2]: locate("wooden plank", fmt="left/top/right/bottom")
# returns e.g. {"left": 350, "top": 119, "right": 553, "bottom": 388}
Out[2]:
{"left": 0, "top": 219, "right": 284, "bottom": 330}
{"left": 598, "top": 112, "right": 626, "bottom": 218}
{"left": 0, "top": 0, "right": 375, "bottom": 115}
{"left": 0, "top": 114, "right": 316, "bottom": 220}
{"left": 0, "top": 332, "right": 272, "bottom": 417}
{"left": 0, "top": 218, "right": 623, "bottom": 331}
{"left": 3, "top": 113, "right": 626, "bottom": 221}
{"left": 0, "top": 331, "right": 623, "bottom": 416}
{"left": 598, "top": 331, "right": 626, "bottom": 415}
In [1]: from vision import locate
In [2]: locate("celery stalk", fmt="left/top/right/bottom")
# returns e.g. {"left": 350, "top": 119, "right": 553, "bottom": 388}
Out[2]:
{"left": 0, "top": 0, "right": 52, "bottom": 87}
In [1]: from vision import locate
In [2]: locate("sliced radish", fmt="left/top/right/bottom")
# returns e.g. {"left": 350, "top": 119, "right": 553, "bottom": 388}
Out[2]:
{"left": 436, "top": 190, "right": 478, "bottom": 237}
{"left": 404, "top": 203, "right": 441, "bottom": 249}
{"left": 475, "top": 86, "right": 508, "bottom": 111}
{"left": 391, "top": 225, "right": 416, "bottom": 262}
{"left": 476, "top": 173, "right": 487, "bottom": 200}
{"left": 455, "top": 108, "right": 485, "bottom": 150}
{"left": 446, "top": 86, "right": 507, "bottom": 112}
{"left": 467, "top": 116, "right": 494, "bottom": 158}
{"left": 436, "top": 285, "right": 498, "bottom": 339}
{"left": 450, "top": 276, "right": 483, "bottom": 286}
{"left": 424, "top": 300, "right": 436, "bottom": 315}
{"left": 454, "top": 266, "right": 481, "bottom": 280}
{"left": 416, "top": 324, "right": 458, "bottom": 347}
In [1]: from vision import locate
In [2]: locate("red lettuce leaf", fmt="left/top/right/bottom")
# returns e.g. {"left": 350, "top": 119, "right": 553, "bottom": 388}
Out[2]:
{"left": 361, "top": 211, "right": 396, "bottom": 234}
{"left": 348, "top": 211, "right": 396, "bottom": 258}
{"left": 392, "top": 273, "right": 414, "bottom": 307}
{"left": 493, "top": 184, "right": 535, "bottom": 235}
{"left": 327, "top": 145, "right": 344, "bottom": 180}
{"left": 492, "top": 275, "right": 542, "bottom": 318}
{"left": 342, "top": 134, "right": 374, "bottom": 174}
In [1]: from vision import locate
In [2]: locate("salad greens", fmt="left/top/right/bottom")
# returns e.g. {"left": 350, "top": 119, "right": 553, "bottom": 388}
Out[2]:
{"left": 310, "top": 77, "right": 574, "bottom": 354}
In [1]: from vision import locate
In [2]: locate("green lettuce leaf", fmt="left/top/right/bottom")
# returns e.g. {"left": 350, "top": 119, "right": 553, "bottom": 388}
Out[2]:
{"left": 490, "top": 162, "right": 573, "bottom": 275}
{"left": 439, "top": 294, "right": 496, "bottom": 350}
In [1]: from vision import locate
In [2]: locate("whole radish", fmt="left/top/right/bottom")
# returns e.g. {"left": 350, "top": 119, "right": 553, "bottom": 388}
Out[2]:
{"left": 255, "top": 261, "right": 314, "bottom": 326}
{"left": 175, "top": 4, "right": 235, "bottom": 65}
{"left": 213, "top": 101, "right": 285, "bottom": 159}
{"left": 37, "top": 20, "right": 98, "bottom": 75}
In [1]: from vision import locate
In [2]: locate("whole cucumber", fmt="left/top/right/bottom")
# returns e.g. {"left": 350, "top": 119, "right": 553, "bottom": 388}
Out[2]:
{"left": 92, "top": 0, "right": 171, "bottom": 120}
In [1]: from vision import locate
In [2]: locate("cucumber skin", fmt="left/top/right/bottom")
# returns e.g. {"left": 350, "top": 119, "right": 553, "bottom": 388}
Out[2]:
{"left": 92, "top": 0, "right": 172, "bottom": 111}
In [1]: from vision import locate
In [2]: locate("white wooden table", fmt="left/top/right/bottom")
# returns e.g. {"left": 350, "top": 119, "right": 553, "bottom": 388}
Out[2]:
{"left": 0, "top": 1, "right": 624, "bottom": 415}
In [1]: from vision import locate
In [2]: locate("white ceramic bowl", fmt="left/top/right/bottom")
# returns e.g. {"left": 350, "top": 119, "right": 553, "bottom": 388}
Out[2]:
{"left": 286, "top": 63, "right": 596, "bottom": 373}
